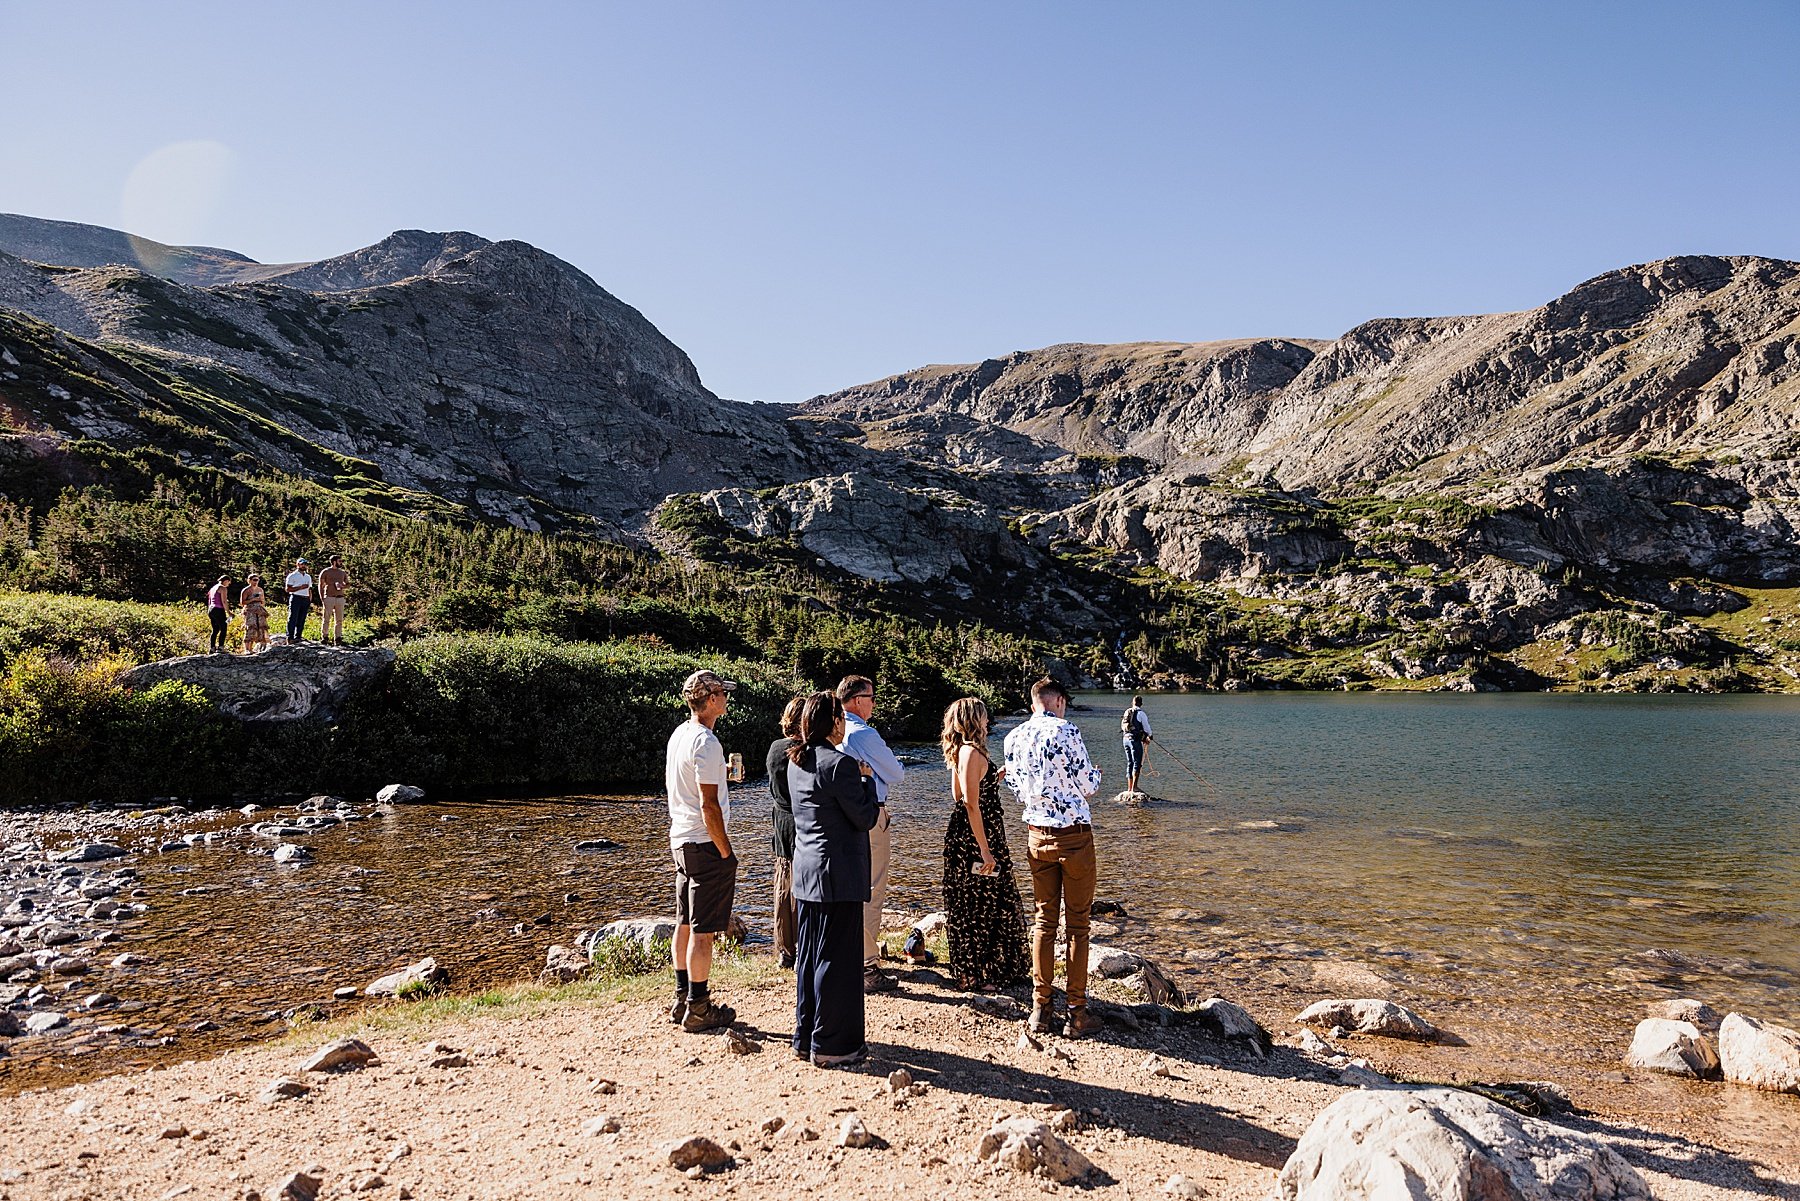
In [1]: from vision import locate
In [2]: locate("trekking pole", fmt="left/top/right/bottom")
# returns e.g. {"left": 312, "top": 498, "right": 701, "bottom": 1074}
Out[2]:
{"left": 1151, "top": 741, "right": 1216, "bottom": 796}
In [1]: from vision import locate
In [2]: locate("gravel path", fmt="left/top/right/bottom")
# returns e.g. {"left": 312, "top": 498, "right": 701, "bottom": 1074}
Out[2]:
{"left": 2, "top": 966, "right": 1790, "bottom": 1200}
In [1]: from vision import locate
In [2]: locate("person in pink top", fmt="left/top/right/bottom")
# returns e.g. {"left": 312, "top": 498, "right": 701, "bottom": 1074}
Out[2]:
{"left": 206, "top": 575, "right": 233, "bottom": 654}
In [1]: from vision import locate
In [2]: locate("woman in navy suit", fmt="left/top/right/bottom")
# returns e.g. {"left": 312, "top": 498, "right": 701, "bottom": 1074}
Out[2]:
{"left": 787, "top": 690, "right": 880, "bottom": 1066}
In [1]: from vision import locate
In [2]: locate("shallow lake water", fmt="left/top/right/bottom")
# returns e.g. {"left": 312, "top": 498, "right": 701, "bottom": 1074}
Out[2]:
{"left": 3, "top": 691, "right": 1797, "bottom": 1163}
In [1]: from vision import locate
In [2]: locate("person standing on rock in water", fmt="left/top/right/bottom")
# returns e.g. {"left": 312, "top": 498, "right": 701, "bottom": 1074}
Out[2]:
{"left": 317, "top": 555, "right": 350, "bottom": 646}
{"left": 835, "top": 675, "right": 906, "bottom": 994}
{"left": 666, "top": 669, "right": 739, "bottom": 1033}
{"left": 239, "top": 573, "right": 270, "bottom": 653}
{"left": 788, "top": 690, "right": 879, "bottom": 1066}
{"left": 1121, "top": 695, "right": 1152, "bottom": 793}
{"left": 283, "top": 557, "right": 314, "bottom": 645}
{"left": 767, "top": 695, "right": 805, "bottom": 970}
{"left": 1004, "top": 677, "right": 1103, "bottom": 1038}
{"left": 941, "top": 697, "right": 1029, "bottom": 992}
{"left": 205, "top": 575, "right": 232, "bottom": 653}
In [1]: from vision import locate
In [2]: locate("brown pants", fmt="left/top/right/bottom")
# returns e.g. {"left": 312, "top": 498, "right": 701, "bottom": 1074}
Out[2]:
{"left": 861, "top": 807, "right": 892, "bottom": 967}
{"left": 1026, "top": 825, "right": 1097, "bottom": 1008}
{"left": 319, "top": 596, "right": 346, "bottom": 641}
{"left": 772, "top": 855, "right": 797, "bottom": 960}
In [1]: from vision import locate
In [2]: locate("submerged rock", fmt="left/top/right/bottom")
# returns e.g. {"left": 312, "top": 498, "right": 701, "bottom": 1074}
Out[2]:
{"left": 1276, "top": 1086, "right": 1650, "bottom": 1200}
{"left": 1297, "top": 998, "right": 1438, "bottom": 1040}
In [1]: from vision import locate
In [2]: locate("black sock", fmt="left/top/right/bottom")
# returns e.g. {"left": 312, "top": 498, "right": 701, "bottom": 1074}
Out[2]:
{"left": 675, "top": 970, "right": 689, "bottom": 994}
{"left": 688, "top": 978, "right": 709, "bottom": 1004}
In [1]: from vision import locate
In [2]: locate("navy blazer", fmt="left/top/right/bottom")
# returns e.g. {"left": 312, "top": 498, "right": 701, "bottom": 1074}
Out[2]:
{"left": 788, "top": 743, "right": 880, "bottom": 904}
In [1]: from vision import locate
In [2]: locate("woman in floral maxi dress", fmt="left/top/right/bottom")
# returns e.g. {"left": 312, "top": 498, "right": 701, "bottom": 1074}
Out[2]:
{"left": 940, "top": 697, "right": 1030, "bottom": 991}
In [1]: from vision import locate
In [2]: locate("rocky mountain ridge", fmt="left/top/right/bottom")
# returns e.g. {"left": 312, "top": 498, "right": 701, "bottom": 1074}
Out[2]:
{"left": 5, "top": 210, "right": 1800, "bottom": 691}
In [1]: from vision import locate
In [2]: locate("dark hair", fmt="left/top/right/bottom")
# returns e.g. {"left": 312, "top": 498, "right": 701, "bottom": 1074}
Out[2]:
{"left": 779, "top": 695, "right": 806, "bottom": 740}
{"left": 1030, "top": 677, "right": 1068, "bottom": 706}
{"left": 835, "top": 675, "right": 874, "bottom": 703}
{"left": 788, "top": 691, "right": 842, "bottom": 764}
{"left": 1133, "top": 694, "right": 1144, "bottom": 706}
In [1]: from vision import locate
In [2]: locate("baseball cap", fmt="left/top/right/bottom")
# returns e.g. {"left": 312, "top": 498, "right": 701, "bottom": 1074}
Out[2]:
{"left": 682, "top": 670, "right": 738, "bottom": 701}
{"left": 297, "top": 557, "right": 309, "bottom": 565}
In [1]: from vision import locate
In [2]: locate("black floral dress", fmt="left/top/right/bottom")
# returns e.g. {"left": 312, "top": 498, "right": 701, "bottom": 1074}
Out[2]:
{"left": 943, "top": 757, "right": 1030, "bottom": 990}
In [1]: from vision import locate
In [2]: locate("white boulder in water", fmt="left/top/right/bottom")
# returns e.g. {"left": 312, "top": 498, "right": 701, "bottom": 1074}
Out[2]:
{"left": 1625, "top": 1017, "right": 1719, "bottom": 1078}
{"left": 1297, "top": 998, "right": 1438, "bottom": 1040}
{"left": 376, "top": 784, "right": 426, "bottom": 805}
{"left": 1276, "top": 1086, "right": 1650, "bottom": 1200}
{"left": 365, "top": 957, "right": 446, "bottom": 997}
{"left": 1718, "top": 1012, "right": 1800, "bottom": 1094}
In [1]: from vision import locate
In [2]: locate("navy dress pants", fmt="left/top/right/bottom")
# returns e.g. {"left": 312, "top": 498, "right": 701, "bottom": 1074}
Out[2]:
{"left": 794, "top": 898, "right": 865, "bottom": 1058}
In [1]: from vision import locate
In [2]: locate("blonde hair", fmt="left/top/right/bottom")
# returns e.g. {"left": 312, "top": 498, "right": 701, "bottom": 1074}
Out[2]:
{"left": 779, "top": 695, "right": 806, "bottom": 740}
{"left": 940, "top": 697, "right": 991, "bottom": 769}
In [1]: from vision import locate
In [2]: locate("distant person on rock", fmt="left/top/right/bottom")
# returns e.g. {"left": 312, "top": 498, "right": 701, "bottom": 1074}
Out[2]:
{"left": 941, "top": 697, "right": 1029, "bottom": 992}
{"left": 788, "top": 690, "right": 879, "bottom": 1066}
{"left": 317, "top": 555, "right": 350, "bottom": 646}
{"left": 1121, "top": 694, "right": 1152, "bottom": 793}
{"left": 283, "top": 557, "right": 314, "bottom": 644}
{"left": 767, "top": 695, "right": 805, "bottom": 970}
{"left": 835, "top": 674, "right": 906, "bottom": 993}
{"left": 205, "top": 575, "right": 232, "bottom": 653}
{"left": 239, "top": 573, "right": 270, "bottom": 653}
{"left": 1004, "top": 677, "right": 1103, "bottom": 1038}
{"left": 666, "top": 669, "right": 739, "bottom": 1033}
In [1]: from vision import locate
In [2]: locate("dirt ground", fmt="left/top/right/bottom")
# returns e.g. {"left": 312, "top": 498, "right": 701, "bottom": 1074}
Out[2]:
{"left": 1, "top": 961, "right": 1794, "bottom": 1201}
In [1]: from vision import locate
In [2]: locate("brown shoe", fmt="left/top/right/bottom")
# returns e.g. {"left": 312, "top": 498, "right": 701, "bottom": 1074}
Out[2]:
{"left": 682, "top": 999, "right": 736, "bottom": 1032}
{"left": 669, "top": 991, "right": 687, "bottom": 1025}
{"left": 863, "top": 967, "right": 898, "bottom": 994}
{"left": 1028, "top": 1005, "right": 1054, "bottom": 1035}
{"left": 1065, "top": 1007, "right": 1103, "bottom": 1039}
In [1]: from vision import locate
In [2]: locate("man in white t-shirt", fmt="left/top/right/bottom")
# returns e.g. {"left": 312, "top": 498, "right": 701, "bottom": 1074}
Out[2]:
{"left": 283, "top": 558, "right": 314, "bottom": 644}
{"left": 665, "top": 669, "right": 739, "bottom": 1033}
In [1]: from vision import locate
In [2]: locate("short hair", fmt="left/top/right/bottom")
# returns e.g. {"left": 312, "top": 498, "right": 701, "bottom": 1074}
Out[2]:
{"left": 1133, "top": 695, "right": 1144, "bottom": 706}
{"left": 835, "top": 675, "right": 874, "bottom": 703}
{"left": 779, "top": 695, "right": 806, "bottom": 740}
{"left": 330, "top": 555, "right": 342, "bottom": 564}
{"left": 1030, "top": 677, "right": 1068, "bottom": 706}
{"left": 788, "top": 691, "right": 843, "bottom": 764}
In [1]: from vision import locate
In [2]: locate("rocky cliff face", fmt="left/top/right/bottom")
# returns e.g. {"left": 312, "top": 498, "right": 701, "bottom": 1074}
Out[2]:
{"left": 0, "top": 217, "right": 826, "bottom": 531}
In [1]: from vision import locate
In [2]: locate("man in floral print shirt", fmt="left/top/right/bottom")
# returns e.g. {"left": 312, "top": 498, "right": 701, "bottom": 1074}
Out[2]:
{"left": 1003, "top": 677, "right": 1103, "bottom": 1037}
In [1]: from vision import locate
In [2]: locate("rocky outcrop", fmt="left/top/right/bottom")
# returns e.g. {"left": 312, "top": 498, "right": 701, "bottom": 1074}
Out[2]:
{"left": 1277, "top": 1086, "right": 1651, "bottom": 1201}
{"left": 1718, "top": 1012, "right": 1800, "bottom": 1093}
{"left": 692, "top": 473, "right": 1028, "bottom": 588}
{"left": 120, "top": 644, "right": 395, "bottom": 723}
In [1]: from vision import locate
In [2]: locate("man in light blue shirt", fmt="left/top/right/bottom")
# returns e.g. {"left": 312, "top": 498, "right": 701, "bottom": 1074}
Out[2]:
{"left": 836, "top": 674, "right": 906, "bottom": 992}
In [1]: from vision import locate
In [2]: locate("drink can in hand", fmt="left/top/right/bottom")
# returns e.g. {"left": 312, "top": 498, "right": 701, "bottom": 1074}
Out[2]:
{"left": 727, "top": 752, "right": 744, "bottom": 783}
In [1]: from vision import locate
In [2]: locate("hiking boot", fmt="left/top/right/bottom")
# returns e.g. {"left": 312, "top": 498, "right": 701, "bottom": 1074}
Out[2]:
{"left": 682, "top": 999, "right": 736, "bottom": 1032}
{"left": 668, "top": 991, "right": 687, "bottom": 1025}
{"left": 863, "top": 966, "right": 898, "bottom": 994}
{"left": 812, "top": 1044, "right": 867, "bottom": 1068}
{"left": 1065, "top": 1007, "right": 1104, "bottom": 1039}
{"left": 1028, "top": 1005, "right": 1054, "bottom": 1035}
{"left": 779, "top": 952, "right": 796, "bottom": 970}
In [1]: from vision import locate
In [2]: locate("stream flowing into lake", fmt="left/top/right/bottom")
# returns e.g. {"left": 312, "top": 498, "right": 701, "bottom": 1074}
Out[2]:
{"left": 3, "top": 691, "right": 1797, "bottom": 1160}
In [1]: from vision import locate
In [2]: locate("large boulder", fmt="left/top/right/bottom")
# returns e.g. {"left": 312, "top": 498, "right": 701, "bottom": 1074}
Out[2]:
{"left": 586, "top": 918, "right": 677, "bottom": 953}
{"left": 122, "top": 644, "right": 395, "bottom": 723}
{"left": 1625, "top": 1018, "right": 1719, "bottom": 1079}
{"left": 1718, "top": 1012, "right": 1800, "bottom": 1094}
{"left": 1297, "top": 998, "right": 1438, "bottom": 1040}
{"left": 376, "top": 784, "right": 427, "bottom": 805}
{"left": 1276, "top": 1086, "right": 1651, "bottom": 1201}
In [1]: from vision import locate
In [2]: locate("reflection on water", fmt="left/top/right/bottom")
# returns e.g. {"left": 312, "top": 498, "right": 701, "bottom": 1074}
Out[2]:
{"left": 4, "top": 693, "right": 1797, "bottom": 1154}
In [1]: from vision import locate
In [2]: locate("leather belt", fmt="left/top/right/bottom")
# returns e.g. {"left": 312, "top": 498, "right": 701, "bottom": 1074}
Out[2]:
{"left": 1028, "top": 822, "right": 1090, "bottom": 833}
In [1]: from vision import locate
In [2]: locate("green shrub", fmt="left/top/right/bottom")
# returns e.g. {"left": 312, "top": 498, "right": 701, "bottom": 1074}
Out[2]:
{"left": 0, "top": 653, "right": 232, "bottom": 802}
{"left": 0, "top": 591, "right": 207, "bottom": 669}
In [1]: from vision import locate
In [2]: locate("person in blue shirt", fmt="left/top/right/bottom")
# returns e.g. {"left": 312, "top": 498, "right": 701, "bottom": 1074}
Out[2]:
{"left": 835, "top": 675, "right": 906, "bottom": 993}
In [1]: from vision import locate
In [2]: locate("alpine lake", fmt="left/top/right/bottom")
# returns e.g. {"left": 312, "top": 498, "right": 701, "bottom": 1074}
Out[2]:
{"left": 2, "top": 691, "right": 1796, "bottom": 1168}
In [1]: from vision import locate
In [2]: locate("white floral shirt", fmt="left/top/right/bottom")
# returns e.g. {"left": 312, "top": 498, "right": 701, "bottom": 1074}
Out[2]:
{"left": 1003, "top": 713, "right": 1101, "bottom": 827}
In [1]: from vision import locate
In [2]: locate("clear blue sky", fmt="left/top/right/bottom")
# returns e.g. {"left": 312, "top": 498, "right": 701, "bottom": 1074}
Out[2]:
{"left": 4, "top": 2, "right": 1796, "bottom": 402}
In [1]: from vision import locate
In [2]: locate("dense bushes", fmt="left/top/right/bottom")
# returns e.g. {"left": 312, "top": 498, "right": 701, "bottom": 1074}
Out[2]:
{"left": 0, "top": 654, "right": 231, "bottom": 802}
{"left": 0, "top": 592, "right": 207, "bottom": 669}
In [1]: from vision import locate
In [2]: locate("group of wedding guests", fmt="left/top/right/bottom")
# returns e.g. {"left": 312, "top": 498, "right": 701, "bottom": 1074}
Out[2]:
{"left": 664, "top": 669, "right": 1103, "bottom": 1067}
{"left": 201, "top": 556, "right": 351, "bottom": 652}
